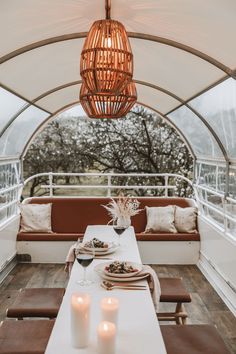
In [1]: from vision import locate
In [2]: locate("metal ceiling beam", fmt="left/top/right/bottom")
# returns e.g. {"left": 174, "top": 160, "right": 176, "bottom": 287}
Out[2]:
{"left": 0, "top": 82, "right": 52, "bottom": 138}
{"left": 0, "top": 32, "right": 234, "bottom": 78}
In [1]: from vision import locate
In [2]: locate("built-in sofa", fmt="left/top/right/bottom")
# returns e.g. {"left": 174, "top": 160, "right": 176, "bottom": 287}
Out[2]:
{"left": 17, "top": 197, "right": 200, "bottom": 264}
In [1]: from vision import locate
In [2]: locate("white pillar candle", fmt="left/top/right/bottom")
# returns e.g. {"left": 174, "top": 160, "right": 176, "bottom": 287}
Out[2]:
{"left": 101, "top": 297, "right": 119, "bottom": 325}
{"left": 70, "top": 293, "right": 91, "bottom": 348}
{"left": 97, "top": 321, "right": 116, "bottom": 354}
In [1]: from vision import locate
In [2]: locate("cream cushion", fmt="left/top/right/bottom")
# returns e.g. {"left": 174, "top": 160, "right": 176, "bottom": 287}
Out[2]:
{"left": 145, "top": 206, "right": 177, "bottom": 233}
{"left": 174, "top": 206, "right": 198, "bottom": 233}
{"left": 20, "top": 203, "right": 52, "bottom": 233}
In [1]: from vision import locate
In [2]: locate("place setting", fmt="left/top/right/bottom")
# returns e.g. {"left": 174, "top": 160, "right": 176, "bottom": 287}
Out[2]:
{"left": 82, "top": 238, "right": 120, "bottom": 257}
{"left": 94, "top": 260, "right": 150, "bottom": 289}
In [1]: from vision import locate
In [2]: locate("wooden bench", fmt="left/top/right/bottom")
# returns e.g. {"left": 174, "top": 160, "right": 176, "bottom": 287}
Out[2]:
{"left": 7, "top": 288, "right": 65, "bottom": 319}
{"left": 161, "top": 324, "right": 230, "bottom": 354}
{"left": 17, "top": 197, "right": 200, "bottom": 264}
{"left": 0, "top": 319, "right": 54, "bottom": 354}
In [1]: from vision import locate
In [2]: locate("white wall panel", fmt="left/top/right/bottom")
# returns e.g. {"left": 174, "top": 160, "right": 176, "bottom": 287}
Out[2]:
{"left": 0, "top": 216, "right": 20, "bottom": 270}
{"left": 198, "top": 216, "right": 236, "bottom": 314}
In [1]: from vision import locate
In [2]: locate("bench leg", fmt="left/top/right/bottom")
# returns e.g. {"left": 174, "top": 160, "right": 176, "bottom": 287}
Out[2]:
{"left": 175, "top": 303, "right": 188, "bottom": 325}
{"left": 157, "top": 303, "right": 188, "bottom": 325}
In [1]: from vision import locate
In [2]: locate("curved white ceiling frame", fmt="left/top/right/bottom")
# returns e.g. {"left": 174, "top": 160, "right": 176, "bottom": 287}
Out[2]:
{"left": 0, "top": 37, "right": 225, "bottom": 103}
{"left": 0, "top": 78, "right": 229, "bottom": 162}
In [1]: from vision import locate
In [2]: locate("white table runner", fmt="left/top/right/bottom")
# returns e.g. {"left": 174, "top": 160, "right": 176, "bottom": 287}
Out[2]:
{"left": 45, "top": 225, "right": 167, "bottom": 354}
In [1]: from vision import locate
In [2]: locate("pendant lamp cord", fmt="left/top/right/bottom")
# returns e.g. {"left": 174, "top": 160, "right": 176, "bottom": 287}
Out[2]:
{"left": 105, "top": 0, "right": 111, "bottom": 19}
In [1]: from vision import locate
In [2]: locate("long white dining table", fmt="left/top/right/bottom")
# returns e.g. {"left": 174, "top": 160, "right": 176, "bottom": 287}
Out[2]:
{"left": 45, "top": 225, "right": 167, "bottom": 354}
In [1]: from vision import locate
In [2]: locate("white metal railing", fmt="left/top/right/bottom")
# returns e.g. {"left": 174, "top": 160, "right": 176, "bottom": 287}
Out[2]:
{"left": 23, "top": 172, "right": 193, "bottom": 198}
{"left": 193, "top": 183, "right": 236, "bottom": 239}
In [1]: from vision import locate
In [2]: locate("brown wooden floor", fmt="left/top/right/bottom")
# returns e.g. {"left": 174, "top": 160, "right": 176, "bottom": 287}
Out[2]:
{"left": 0, "top": 264, "right": 235, "bottom": 353}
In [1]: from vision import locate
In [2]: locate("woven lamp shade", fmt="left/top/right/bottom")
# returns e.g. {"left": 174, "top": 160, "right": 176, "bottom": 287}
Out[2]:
{"left": 80, "top": 19, "right": 133, "bottom": 94}
{"left": 80, "top": 81, "right": 137, "bottom": 119}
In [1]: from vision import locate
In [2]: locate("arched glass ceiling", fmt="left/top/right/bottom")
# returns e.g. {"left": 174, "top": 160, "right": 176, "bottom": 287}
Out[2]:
{"left": 0, "top": 106, "right": 49, "bottom": 157}
{"left": 189, "top": 78, "right": 236, "bottom": 160}
{"left": 0, "top": 87, "right": 27, "bottom": 131}
{"left": 167, "top": 106, "right": 224, "bottom": 160}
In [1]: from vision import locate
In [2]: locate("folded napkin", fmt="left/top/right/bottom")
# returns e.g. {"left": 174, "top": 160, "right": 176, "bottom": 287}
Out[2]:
{"left": 138, "top": 265, "right": 161, "bottom": 312}
{"left": 64, "top": 243, "right": 77, "bottom": 275}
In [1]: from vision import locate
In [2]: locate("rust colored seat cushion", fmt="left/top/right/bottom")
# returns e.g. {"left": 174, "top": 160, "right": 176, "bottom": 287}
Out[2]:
{"left": 0, "top": 319, "right": 55, "bottom": 354}
{"left": 136, "top": 233, "right": 200, "bottom": 241}
{"left": 17, "top": 232, "right": 83, "bottom": 241}
{"left": 159, "top": 278, "right": 191, "bottom": 303}
{"left": 7, "top": 288, "right": 65, "bottom": 318}
{"left": 161, "top": 325, "right": 230, "bottom": 354}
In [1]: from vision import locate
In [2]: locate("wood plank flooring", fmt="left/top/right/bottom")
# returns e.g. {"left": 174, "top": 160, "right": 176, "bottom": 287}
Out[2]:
{"left": 0, "top": 264, "right": 235, "bottom": 353}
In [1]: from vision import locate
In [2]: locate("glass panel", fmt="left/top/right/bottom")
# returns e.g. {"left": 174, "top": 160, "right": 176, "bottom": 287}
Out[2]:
{"left": 0, "top": 161, "right": 21, "bottom": 224}
{"left": 197, "top": 163, "right": 217, "bottom": 189}
{"left": 168, "top": 106, "right": 223, "bottom": 159}
{"left": 229, "top": 167, "right": 236, "bottom": 198}
{"left": 218, "top": 166, "right": 226, "bottom": 193}
{"left": 0, "top": 106, "right": 49, "bottom": 157}
{"left": 190, "top": 78, "right": 236, "bottom": 159}
{"left": 0, "top": 87, "right": 27, "bottom": 131}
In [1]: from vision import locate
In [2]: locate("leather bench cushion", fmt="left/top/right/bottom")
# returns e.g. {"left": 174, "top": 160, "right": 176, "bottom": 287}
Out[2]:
{"left": 25, "top": 197, "right": 196, "bottom": 234}
{"left": 17, "top": 232, "right": 200, "bottom": 242}
{"left": 7, "top": 288, "right": 65, "bottom": 318}
{"left": 0, "top": 319, "right": 55, "bottom": 354}
{"left": 159, "top": 277, "right": 191, "bottom": 303}
{"left": 161, "top": 325, "right": 230, "bottom": 354}
{"left": 136, "top": 233, "right": 200, "bottom": 241}
{"left": 17, "top": 232, "right": 83, "bottom": 241}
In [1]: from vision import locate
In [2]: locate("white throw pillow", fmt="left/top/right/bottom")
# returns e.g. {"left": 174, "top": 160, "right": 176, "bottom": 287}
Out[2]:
{"left": 20, "top": 203, "right": 53, "bottom": 233}
{"left": 174, "top": 206, "right": 198, "bottom": 233}
{"left": 145, "top": 206, "right": 177, "bottom": 233}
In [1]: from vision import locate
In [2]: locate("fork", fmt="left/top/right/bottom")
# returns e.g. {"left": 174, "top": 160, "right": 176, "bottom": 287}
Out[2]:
{"left": 101, "top": 281, "right": 147, "bottom": 290}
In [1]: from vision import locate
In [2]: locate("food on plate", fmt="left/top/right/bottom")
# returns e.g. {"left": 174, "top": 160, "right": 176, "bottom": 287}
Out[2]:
{"left": 84, "top": 237, "right": 109, "bottom": 249}
{"left": 105, "top": 261, "right": 138, "bottom": 274}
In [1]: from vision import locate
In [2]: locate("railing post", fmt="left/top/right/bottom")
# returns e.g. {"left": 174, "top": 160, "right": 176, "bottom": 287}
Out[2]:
{"left": 107, "top": 175, "right": 111, "bottom": 197}
{"left": 49, "top": 172, "right": 53, "bottom": 197}
{"left": 223, "top": 198, "right": 227, "bottom": 234}
{"left": 165, "top": 175, "right": 168, "bottom": 197}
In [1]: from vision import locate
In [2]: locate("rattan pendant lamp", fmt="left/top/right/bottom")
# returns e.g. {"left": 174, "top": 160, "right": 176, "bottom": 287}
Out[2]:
{"left": 80, "top": 0, "right": 137, "bottom": 119}
{"left": 80, "top": 0, "right": 133, "bottom": 94}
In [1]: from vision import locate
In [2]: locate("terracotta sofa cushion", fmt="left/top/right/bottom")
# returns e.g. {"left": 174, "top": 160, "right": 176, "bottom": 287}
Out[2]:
{"left": 136, "top": 233, "right": 200, "bottom": 241}
{"left": 17, "top": 197, "right": 199, "bottom": 242}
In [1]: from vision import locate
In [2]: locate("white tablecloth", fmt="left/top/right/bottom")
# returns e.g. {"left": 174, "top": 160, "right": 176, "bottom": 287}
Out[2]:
{"left": 45, "top": 225, "right": 167, "bottom": 354}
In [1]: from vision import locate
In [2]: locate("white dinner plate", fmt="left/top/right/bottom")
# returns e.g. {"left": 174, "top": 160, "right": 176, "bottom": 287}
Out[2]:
{"left": 95, "top": 263, "right": 148, "bottom": 282}
{"left": 83, "top": 241, "right": 114, "bottom": 253}
{"left": 95, "top": 261, "right": 143, "bottom": 278}
{"left": 82, "top": 243, "right": 119, "bottom": 256}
